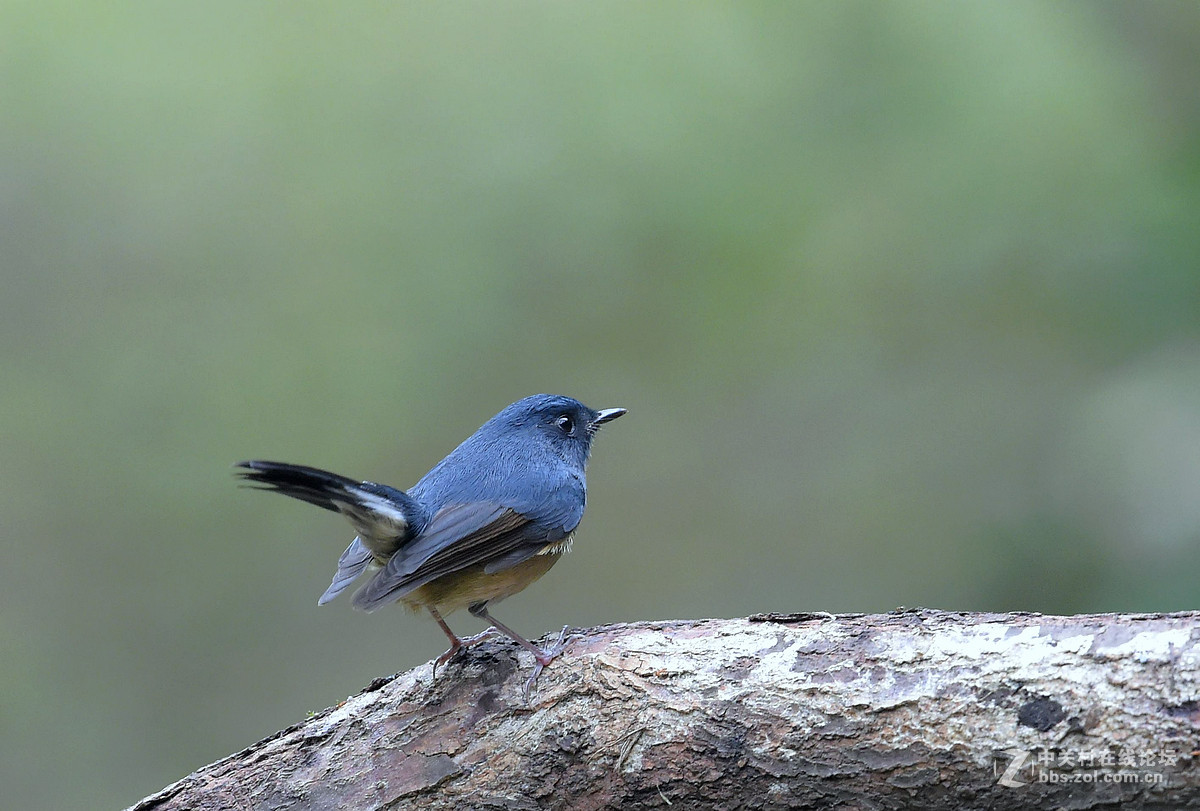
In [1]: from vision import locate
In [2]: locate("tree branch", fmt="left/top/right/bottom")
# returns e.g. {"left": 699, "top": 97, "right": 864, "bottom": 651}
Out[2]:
{"left": 127, "top": 610, "right": 1200, "bottom": 810}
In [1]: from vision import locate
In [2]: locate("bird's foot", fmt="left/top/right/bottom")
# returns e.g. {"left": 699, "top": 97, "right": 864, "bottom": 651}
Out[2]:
{"left": 431, "top": 628, "right": 501, "bottom": 680}
{"left": 522, "top": 625, "right": 573, "bottom": 702}
{"left": 460, "top": 627, "right": 503, "bottom": 649}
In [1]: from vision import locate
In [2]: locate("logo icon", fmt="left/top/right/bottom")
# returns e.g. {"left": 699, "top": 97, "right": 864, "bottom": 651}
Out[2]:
{"left": 996, "top": 749, "right": 1031, "bottom": 787}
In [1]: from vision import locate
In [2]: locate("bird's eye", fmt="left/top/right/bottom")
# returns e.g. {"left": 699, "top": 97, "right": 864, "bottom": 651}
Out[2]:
{"left": 555, "top": 414, "right": 574, "bottom": 434}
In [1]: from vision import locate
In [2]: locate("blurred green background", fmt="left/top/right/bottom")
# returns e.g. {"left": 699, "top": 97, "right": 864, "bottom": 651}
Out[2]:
{"left": 4, "top": 2, "right": 1200, "bottom": 808}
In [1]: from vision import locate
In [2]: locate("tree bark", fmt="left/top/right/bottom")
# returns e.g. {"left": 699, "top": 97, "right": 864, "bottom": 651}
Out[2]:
{"left": 127, "top": 609, "right": 1200, "bottom": 810}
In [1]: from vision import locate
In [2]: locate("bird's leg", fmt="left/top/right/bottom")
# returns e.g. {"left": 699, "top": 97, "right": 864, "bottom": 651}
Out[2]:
{"left": 428, "top": 607, "right": 461, "bottom": 679}
{"left": 427, "top": 606, "right": 498, "bottom": 680}
{"left": 468, "top": 604, "right": 572, "bottom": 700}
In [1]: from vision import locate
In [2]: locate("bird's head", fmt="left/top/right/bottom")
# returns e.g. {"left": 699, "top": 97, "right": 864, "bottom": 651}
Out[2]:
{"left": 492, "top": 394, "right": 626, "bottom": 468}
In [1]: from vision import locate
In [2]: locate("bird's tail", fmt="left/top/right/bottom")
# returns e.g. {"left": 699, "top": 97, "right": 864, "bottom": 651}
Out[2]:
{"left": 235, "top": 460, "right": 428, "bottom": 604}
{"left": 235, "top": 460, "right": 365, "bottom": 512}
{"left": 320, "top": 537, "right": 375, "bottom": 605}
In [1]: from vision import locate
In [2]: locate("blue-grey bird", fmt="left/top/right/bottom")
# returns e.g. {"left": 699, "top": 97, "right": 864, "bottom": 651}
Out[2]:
{"left": 236, "top": 394, "right": 625, "bottom": 694}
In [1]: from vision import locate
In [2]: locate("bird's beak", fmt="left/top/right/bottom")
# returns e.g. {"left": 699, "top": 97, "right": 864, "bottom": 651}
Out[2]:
{"left": 592, "top": 407, "right": 627, "bottom": 427}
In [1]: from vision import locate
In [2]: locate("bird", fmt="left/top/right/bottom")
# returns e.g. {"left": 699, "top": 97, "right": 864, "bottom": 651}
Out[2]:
{"left": 236, "top": 394, "right": 625, "bottom": 696}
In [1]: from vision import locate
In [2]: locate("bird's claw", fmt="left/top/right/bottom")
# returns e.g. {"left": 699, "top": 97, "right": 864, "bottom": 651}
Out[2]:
{"left": 522, "top": 625, "right": 573, "bottom": 702}
{"left": 431, "top": 628, "right": 501, "bottom": 681}
{"left": 431, "top": 646, "right": 458, "bottom": 682}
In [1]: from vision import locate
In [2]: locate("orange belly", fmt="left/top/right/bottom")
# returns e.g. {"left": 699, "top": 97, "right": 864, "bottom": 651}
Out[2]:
{"left": 398, "top": 550, "right": 563, "bottom": 615}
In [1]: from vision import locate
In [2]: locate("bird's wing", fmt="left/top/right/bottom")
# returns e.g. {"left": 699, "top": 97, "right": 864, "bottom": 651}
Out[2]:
{"left": 350, "top": 500, "right": 576, "bottom": 611}
{"left": 235, "top": 460, "right": 427, "bottom": 559}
